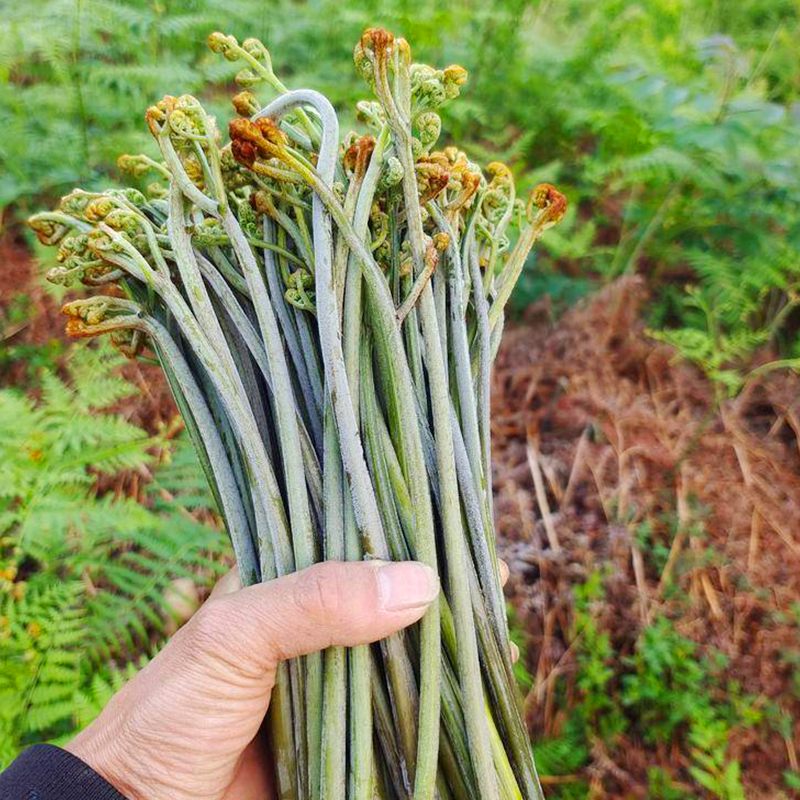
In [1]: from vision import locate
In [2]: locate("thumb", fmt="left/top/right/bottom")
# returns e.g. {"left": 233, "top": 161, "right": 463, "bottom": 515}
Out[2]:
{"left": 64, "top": 561, "right": 439, "bottom": 800}
{"left": 187, "top": 560, "right": 439, "bottom": 675}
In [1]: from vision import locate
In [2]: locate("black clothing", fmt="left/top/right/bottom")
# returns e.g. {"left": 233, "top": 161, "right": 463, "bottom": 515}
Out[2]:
{"left": 0, "top": 744, "right": 128, "bottom": 800}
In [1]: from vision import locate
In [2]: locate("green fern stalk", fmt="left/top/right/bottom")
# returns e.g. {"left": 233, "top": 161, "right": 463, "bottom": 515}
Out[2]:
{"left": 28, "top": 27, "right": 565, "bottom": 800}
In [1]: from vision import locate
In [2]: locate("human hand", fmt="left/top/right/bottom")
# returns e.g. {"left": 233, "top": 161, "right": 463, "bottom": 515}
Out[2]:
{"left": 66, "top": 560, "right": 439, "bottom": 800}
{"left": 67, "top": 557, "right": 515, "bottom": 800}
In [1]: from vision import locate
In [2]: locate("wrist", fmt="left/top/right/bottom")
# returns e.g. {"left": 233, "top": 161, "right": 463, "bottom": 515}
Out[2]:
{"left": 67, "top": 721, "right": 164, "bottom": 800}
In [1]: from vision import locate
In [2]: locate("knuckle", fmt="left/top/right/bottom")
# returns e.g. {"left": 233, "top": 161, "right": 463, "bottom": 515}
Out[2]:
{"left": 185, "top": 598, "right": 229, "bottom": 653}
{"left": 293, "top": 564, "right": 343, "bottom": 621}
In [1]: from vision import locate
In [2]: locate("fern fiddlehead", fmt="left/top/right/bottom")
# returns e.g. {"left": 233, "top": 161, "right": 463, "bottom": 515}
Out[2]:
{"left": 28, "top": 28, "right": 564, "bottom": 800}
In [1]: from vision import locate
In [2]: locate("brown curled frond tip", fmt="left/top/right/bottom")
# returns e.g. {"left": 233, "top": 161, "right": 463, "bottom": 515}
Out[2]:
{"left": 64, "top": 318, "right": 96, "bottom": 339}
{"left": 229, "top": 117, "right": 264, "bottom": 146}
{"left": 531, "top": 183, "right": 567, "bottom": 224}
{"left": 361, "top": 28, "right": 395, "bottom": 57}
{"left": 343, "top": 135, "right": 376, "bottom": 176}
{"left": 254, "top": 117, "right": 287, "bottom": 145}
{"left": 250, "top": 190, "right": 272, "bottom": 216}
{"left": 231, "top": 139, "right": 257, "bottom": 168}
{"left": 229, "top": 117, "right": 287, "bottom": 167}
{"left": 428, "top": 170, "right": 450, "bottom": 198}
{"left": 229, "top": 117, "right": 260, "bottom": 143}
{"left": 231, "top": 91, "right": 259, "bottom": 118}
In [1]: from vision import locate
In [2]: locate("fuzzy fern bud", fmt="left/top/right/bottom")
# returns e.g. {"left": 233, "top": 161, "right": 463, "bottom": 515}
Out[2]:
{"left": 379, "top": 156, "right": 404, "bottom": 190}
{"left": 229, "top": 117, "right": 289, "bottom": 170}
{"left": 145, "top": 95, "right": 177, "bottom": 137}
{"left": 61, "top": 297, "right": 143, "bottom": 348}
{"left": 86, "top": 228, "right": 125, "bottom": 257}
{"left": 235, "top": 69, "right": 260, "bottom": 88}
{"left": 191, "top": 218, "right": 228, "bottom": 247}
{"left": 433, "top": 232, "right": 450, "bottom": 252}
{"left": 117, "top": 154, "right": 158, "bottom": 179}
{"left": 146, "top": 182, "right": 168, "bottom": 199}
{"left": 411, "top": 65, "right": 447, "bottom": 108}
{"left": 443, "top": 65, "right": 468, "bottom": 99}
{"left": 354, "top": 28, "right": 395, "bottom": 87}
{"left": 84, "top": 197, "right": 115, "bottom": 222}
{"left": 528, "top": 183, "right": 567, "bottom": 226}
{"left": 355, "top": 100, "right": 385, "bottom": 129}
{"left": 104, "top": 208, "right": 140, "bottom": 237}
{"left": 109, "top": 188, "right": 147, "bottom": 208}
{"left": 414, "top": 111, "right": 442, "bottom": 151}
{"left": 232, "top": 91, "right": 260, "bottom": 117}
{"left": 57, "top": 233, "right": 90, "bottom": 266}
{"left": 285, "top": 269, "right": 316, "bottom": 313}
{"left": 207, "top": 32, "right": 240, "bottom": 61}
{"left": 28, "top": 214, "right": 70, "bottom": 246}
{"left": 242, "top": 38, "right": 274, "bottom": 72}
{"left": 47, "top": 265, "right": 84, "bottom": 286}
{"left": 482, "top": 162, "right": 515, "bottom": 224}
{"left": 58, "top": 189, "right": 95, "bottom": 219}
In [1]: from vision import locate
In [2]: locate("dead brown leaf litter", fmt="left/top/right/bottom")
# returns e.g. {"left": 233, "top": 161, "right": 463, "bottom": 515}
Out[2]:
{"left": 493, "top": 276, "right": 800, "bottom": 798}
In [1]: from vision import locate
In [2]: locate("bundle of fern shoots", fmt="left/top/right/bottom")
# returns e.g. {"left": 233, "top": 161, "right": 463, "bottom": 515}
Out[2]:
{"left": 29, "top": 27, "right": 565, "bottom": 800}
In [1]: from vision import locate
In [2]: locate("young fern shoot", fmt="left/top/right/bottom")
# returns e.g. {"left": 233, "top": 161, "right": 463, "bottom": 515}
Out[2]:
{"left": 29, "top": 27, "right": 565, "bottom": 800}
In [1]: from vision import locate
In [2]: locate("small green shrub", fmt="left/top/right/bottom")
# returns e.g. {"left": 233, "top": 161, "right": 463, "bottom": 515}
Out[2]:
{"left": 535, "top": 572, "right": 759, "bottom": 799}
{"left": 572, "top": 570, "right": 628, "bottom": 743}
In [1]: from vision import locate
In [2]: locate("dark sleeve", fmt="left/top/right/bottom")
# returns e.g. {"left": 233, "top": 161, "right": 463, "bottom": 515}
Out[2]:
{"left": 0, "top": 744, "right": 129, "bottom": 800}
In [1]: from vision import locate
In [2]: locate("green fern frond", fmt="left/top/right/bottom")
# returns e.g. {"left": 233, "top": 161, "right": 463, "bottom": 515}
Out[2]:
{"left": 149, "top": 436, "right": 218, "bottom": 513}
{"left": 0, "top": 341, "right": 228, "bottom": 763}
{"left": 598, "top": 146, "right": 695, "bottom": 183}
{"left": 532, "top": 719, "right": 589, "bottom": 776}
{"left": 72, "top": 661, "right": 142, "bottom": 730}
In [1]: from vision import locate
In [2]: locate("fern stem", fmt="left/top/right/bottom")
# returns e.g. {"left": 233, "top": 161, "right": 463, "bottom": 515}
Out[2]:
{"left": 377, "top": 49, "right": 494, "bottom": 797}
{"left": 320, "top": 405, "right": 347, "bottom": 800}
{"left": 142, "top": 315, "right": 258, "bottom": 585}
{"left": 255, "top": 91, "right": 386, "bottom": 551}
{"left": 31, "top": 32, "right": 566, "bottom": 798}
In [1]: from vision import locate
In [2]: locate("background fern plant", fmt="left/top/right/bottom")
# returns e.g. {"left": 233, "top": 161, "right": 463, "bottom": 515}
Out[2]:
{"left": 0, "top": 342, "right": 228, "bottom": 766}
{"left": 6, "top": 0, "right": 800, "bottom": 395}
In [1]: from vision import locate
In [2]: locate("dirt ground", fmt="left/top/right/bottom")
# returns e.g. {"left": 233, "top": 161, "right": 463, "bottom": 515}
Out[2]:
{"left": 493, "top": 277, "right": 800, "bottom": 797}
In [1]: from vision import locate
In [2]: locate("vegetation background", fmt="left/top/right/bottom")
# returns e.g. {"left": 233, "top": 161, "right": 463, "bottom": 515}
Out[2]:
{"left": 2, "top": 0, "right": 800, "bottom": 797}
